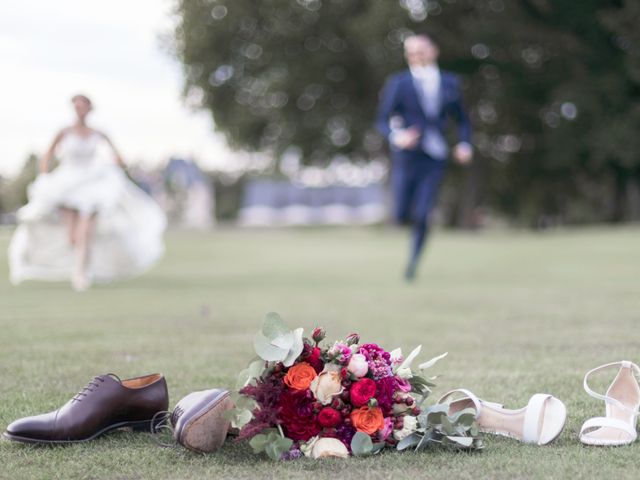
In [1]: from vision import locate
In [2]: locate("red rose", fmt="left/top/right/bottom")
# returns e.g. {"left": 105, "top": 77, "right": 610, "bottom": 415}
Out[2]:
{"left": 318, "top": 407, "right": 342, "bottom": 428}
{"left": 278, "top": 390, "right": 321, "bottom": 441}
{"left": 306, "top": 347, "right": 324, "bottom": 372}
{"left": 350, "top": 378, "right": 377, "bottom": 407}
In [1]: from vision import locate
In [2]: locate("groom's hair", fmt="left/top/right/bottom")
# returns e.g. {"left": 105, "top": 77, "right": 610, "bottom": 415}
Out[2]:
{"left": 405, "top": 33, "right": 438, "bottom": 47}
{"left": 71, "top": 94, "right": 92, "bottom": 106}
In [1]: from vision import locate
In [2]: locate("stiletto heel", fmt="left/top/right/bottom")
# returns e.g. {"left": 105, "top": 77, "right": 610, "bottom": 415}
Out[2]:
{"left": 437, "top": 388, "right": 566, "bottom": 445}
{"left": 580, "top": 361, "right": 640, "bottom": 446}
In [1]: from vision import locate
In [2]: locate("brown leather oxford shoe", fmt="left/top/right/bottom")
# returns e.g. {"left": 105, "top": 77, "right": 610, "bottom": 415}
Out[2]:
{"left": 3, "top": 373, "right": 168, "bottom": 444}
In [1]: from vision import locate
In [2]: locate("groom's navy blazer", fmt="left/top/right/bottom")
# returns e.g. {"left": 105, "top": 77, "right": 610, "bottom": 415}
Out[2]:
{"left": 376, "top": 69, "right": 471, "bottom": 161}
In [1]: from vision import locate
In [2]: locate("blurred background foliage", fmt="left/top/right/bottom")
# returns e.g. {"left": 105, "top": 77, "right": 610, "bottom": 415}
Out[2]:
{"left": 171, "top": 0, "right": 640, "bottom": 227}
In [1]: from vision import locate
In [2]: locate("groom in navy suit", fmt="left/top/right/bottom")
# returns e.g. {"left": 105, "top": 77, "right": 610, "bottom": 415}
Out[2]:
{"left": 376, "top": 34, "right": 473, "bottom": 280}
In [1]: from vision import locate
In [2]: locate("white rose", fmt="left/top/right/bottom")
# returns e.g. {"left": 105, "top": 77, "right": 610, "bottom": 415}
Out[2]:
{"left": 393, "top": 415, "right": 418, "bottom": 441}
{"left": 310, "top": 437, "right": 350, "bottom": 459}
{"left": 310, "top": 364, "right": 344, "bottom": 404}
{"left": 396, "top": 366, "right": 413, "bottom": 379}
{"left": 347, "top": 354, "right": 368, "bottom": 378}
{"left": 300, "top": 436, "right": 319, "bottom": 457}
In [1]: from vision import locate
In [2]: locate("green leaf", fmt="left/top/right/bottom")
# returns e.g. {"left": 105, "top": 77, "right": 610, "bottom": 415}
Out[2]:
{"left": 350, "top": 432, "right": 374, "bottom": 456}
{"left": 253, "top": 332, "right": 286, "bottom": 362}
{"left": 445, "top": 436, "right": 474, "bottom": 448}
{"left": 265, "top": 442, "right": 280, "bottom": 461}
{"left": 418, "top": 352, "right": 448, "bottom": 370}
{"left": 396, "top": 433, "right": 421, "bottom": 451}
{"left": 282, "top": 328, "right": 305, "bottom": 367}
{"left": 261, "top": 312, "right": 289, "bottom": 341}
{"left": 397, "top": 345, "right": 422, "bottom": 371}
{"left": 450, "top": 408, "right": 477, "bottom": 427}
{"left": 249, "top": 433, "right": 269, "bottom": 453}
{"left": 371, "top": 442, "right": 385, "bottom": 454}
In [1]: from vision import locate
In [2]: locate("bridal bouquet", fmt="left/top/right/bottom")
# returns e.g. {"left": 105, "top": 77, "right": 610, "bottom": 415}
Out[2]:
{"left": 228, "top": 313, "right": 482, "bottom": 460}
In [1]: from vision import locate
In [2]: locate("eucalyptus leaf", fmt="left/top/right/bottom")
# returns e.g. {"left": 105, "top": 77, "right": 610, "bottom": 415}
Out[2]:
{"left": 351, "top": 432, "right": 374, "bottom": 456}
{"left": 371, "top": 442, "right": 385, "bottom": 454}
{"left": 234, "top": 409, "right": 253, "bottom": 428}
{"left": 397, "top": 433, "right": 422, "bottom": 451}
{"left": 253, "top": 332, "right": 286, "bottom": 362}
{"left": 270, "top": 333, "right": 294, "bottom": 350}
{"left": 265, "top": 442, "right": 281, "bottom": 461}
{"left": 261, "top": 312, "right": 289, "bottom": 341}
{"left": 249, "top": 433, "right": 269, "bottom": 453}
{"left": 450, "top": 410, "right": 476, "bottom": 427}
{"left": 247, "top": 359, "right": 265, "bottom": 381}
{"left": 445, "top": 436, "right": 474, "bottom": 447}
{"left": 282, "top": 328, "right": 304, "bottom": 367}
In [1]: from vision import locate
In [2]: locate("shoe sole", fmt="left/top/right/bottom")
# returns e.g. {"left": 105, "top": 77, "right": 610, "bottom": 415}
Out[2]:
{"left": 176, "top": 392, "right": 233, "bottom": 453}
{"left": 2, "top": 418, "right": 161, "bottom": 445}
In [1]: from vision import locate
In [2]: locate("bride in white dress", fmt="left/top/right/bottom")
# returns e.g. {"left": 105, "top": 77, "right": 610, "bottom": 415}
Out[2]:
{"left": 9, "top": 94, "right": 166, "bottom": 291}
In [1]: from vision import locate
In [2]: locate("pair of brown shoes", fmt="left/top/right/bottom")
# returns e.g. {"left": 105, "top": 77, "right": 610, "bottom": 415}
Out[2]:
{"left": 2, "top": 373, "right": 234, "bottom": 453}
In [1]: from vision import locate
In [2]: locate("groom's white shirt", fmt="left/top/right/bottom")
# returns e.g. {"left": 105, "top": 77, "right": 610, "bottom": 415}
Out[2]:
{"left": 410, "top": 64, "right": 441, "bottom": 118}
{"left": 410, "top": 65, "right": 449, "bottom": 158}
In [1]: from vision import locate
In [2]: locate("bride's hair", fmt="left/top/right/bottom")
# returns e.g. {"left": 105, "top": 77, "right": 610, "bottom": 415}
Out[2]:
{"left": 71, "top": 94, "right": 92, "bottom": 106}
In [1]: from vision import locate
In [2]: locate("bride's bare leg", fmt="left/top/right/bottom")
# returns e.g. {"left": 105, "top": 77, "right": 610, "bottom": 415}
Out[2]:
{"left": 71, "top": 213, "right": 96, "bottom": 291}
{"left": 60, "top": 207, "right": 79, "bottom": 246}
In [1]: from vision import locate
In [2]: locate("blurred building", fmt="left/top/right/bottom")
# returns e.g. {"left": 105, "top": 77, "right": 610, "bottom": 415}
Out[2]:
{"left": 162, "top": 158, "right": 215, "bottom": 229}
{"left": 238, "top": 179, "right": 386, "bottom": 227}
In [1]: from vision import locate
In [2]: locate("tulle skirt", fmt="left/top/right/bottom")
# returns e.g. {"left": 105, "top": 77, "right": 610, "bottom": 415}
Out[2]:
{"left": 8, "top": 161, "right": 166, "bottom": 284}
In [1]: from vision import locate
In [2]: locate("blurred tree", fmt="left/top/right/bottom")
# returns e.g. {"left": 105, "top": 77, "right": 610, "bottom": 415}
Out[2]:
{"left": 0, "top": 154, "right": 38, "bottom": 214}
{"left": 172, "top": 0, "right": 640, "bottom": 225}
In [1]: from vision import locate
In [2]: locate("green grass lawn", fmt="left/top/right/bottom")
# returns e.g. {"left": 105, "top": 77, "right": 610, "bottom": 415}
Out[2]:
{"left": 1, "top": 225, "right": 639, "bottom": 479}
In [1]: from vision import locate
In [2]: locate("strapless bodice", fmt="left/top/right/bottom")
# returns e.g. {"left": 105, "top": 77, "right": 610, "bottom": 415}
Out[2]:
{"left": 60, "top": 131, "right": 100, "bottom": 164}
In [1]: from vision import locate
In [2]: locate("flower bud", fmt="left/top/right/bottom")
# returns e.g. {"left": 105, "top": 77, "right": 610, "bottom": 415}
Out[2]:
{"left": 312, "top": 327, "right": 326, "bottom": 344}
{"left": 345, "top": 333, "right": 360, "bottom": 346}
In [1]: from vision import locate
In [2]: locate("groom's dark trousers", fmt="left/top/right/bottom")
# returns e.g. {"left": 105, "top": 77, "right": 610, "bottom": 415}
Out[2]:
{"left": 376, "top": 69, "right": 471, "bottom": 274}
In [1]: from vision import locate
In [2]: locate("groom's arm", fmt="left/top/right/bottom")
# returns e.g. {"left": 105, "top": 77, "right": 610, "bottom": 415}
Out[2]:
{"left": 449, "top": 76, "right": 472, "bottom": 145}
{"left": 448, "top": 75, "right": 473, "bottom": 164}
{"left": 375, "top": 75, "right": 401, "bottom": 139}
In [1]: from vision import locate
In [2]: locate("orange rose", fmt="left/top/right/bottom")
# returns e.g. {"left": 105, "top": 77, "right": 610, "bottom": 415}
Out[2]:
{"left": 350, "top": 406, "right": 385, "bottom": 435}
{"left": 284, "top": 362, "right": 317, "bottom": 390}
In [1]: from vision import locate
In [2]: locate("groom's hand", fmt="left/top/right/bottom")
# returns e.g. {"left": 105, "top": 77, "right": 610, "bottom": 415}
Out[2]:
{"left": 453, "top": 142, "right": 473, "bottom": 165}
{"left": 390, "top": 127, "right": 421, "bottom": 150}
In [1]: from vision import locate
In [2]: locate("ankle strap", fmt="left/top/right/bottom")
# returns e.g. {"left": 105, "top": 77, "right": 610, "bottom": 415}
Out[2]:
{"left": 583, "top": 361, "right": 640, "bottom": 417}
{"left": 437, "top": 388, "right": 485, "bottom": 418}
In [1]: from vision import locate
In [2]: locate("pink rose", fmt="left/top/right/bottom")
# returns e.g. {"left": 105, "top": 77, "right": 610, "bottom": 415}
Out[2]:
{"left": 347, "top": 354, "right": 368, "bottom": 378}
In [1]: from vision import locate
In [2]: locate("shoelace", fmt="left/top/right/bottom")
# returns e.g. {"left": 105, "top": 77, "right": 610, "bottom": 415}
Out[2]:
{"left": 149, "top": 410, "right": 177, "bottom": 448}
{"left": 72, "top": 373, "right": 122, "bottom": 402}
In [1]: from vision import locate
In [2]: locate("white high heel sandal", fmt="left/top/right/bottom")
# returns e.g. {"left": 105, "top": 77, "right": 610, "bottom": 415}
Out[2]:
{"left": 580, "top": 361, "right": 640, "bottom": 446}
{"left": 437, "top": 389, "right": 566, "bottom": 445}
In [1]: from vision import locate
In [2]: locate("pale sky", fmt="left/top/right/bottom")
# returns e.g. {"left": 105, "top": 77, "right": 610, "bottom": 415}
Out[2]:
{"left": 0, "top": 0, "right": 237, "bottom": 178}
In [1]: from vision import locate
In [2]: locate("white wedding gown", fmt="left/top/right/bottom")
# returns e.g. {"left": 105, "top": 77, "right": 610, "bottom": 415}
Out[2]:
{"left": 8, "top": 131, "right": 167, "bottom": 284}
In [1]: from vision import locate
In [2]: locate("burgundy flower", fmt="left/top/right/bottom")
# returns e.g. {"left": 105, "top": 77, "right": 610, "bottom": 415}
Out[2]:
{"left": 350, "top": 378, "right": 377, "bottom": 407}
{"left": 278, "top": 390, "right": 321, "bottom": 441}
{"left": 375, "top": 376, "right": 398, "bottom": 415}
{"left": 305, "top": 346, "right": 324, "bottom": 373}
{"left": 336, "top": 424, "right": 356, "bottom": 451}
{"left": 318, "top": 407, "right": 342, "bottom": 428}
{"left": 238, "top": 374, "right": 284, "bottom": 440}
